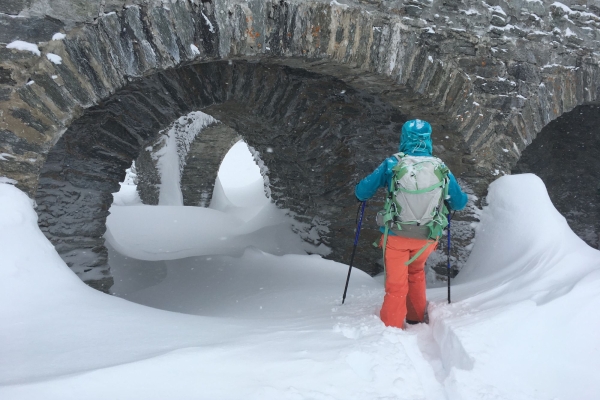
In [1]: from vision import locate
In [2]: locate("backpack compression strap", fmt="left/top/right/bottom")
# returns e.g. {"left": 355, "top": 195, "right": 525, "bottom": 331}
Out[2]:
{"left": 378, "top": 154, "right": 405, "bottom": 229}
{"left": 381, "top": 171, "right": 396, "bottom": 283}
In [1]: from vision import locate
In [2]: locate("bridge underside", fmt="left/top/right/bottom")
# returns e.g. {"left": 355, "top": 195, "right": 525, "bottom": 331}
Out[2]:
{"left": 33, "top": 60, "right": 600, "bottom": 293}
{"left": 37, "top": 60, "right": 451, "bottom": 290}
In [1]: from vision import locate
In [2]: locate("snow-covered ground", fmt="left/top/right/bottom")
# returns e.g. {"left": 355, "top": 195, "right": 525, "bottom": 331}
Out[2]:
{"left": 1, "top": 141, "right": 599, "bottom": 399}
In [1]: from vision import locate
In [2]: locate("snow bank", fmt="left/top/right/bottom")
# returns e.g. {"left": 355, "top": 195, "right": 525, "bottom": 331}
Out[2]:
{"left": 106, "top": 176, "right": 307, "bottom": 260}
{"left": 0, "top": 184, "right": 80, "bottom": 292}
{"left": 0, "top": 182, "right": 388, "bottom": 400}
{"left": 0, "top": 183, "right": 238, "bottom": 385}
{"left": 428, "top": 174, "right": 600, "bottom": 400}
{"left": 105, "top": 202, "right": 306, "bottom": 260}
{"left": 3, "top": 169, "right": 600, "bottom": 399}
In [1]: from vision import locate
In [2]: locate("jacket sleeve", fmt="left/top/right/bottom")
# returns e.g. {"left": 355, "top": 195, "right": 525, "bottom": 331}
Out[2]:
{"left": 446, "top": 172, "right": 468, "bottom": 211}
{"left": 355, "top": 159, "right": 393, "bottom": 201}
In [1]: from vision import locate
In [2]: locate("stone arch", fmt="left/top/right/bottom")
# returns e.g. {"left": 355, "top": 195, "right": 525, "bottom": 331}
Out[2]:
{"left": 134, "top": 114, "right": 244, "bottom": 207}
{"left": 180, "top": 123, "right": 244, "bottom": 208}
{"left": 2, "top": 0, "right": 600, "bottom": 289}
{"left": 4, "top": 0, "right": 600, "bottom": 194}
{"left": 35, "top": 60, "right": 409, "bottom": 290}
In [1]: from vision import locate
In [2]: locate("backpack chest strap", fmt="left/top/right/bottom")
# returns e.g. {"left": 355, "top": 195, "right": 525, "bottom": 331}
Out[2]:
{"left": 396, "top": 180, "right": 444, "bottom": 194}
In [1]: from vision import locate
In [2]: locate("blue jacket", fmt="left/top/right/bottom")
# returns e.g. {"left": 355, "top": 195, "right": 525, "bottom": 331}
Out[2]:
{"left": 355, "top": 119, "right": 468, "bottom": 215}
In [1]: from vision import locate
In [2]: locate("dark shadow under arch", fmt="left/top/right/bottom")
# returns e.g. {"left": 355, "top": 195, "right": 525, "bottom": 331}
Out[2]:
{"left": 514, "top": 104, "right": 600, "bottom": 248}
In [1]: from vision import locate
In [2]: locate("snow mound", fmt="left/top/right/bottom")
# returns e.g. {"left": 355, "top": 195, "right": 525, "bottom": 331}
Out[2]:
{"left": 105, "top": 176, "right": 307, "bottom": 260}
{"left": 428, "top": 174, "right": 600, "bottom": 400}
{"left": 0, "top": 184, "right": 79, "bottom": 290}
{"left": 2, "top": 173, "right": 600, "bottom": 399}
{"left": 0, "top": 182, "right": 386, "bottom": 400}
{"left": 0, "top": 183, "right": 232, "bottom": 384}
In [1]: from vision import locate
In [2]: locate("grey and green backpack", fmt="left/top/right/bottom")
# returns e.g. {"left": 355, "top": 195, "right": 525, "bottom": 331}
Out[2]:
{"left": 377, "top": 153, "right": 450, "bottom": 264}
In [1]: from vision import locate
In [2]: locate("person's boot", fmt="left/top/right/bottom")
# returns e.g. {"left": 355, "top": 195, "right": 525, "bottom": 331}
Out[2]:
{"left": 406, "top": 305, "right": 429, "bottom": 325}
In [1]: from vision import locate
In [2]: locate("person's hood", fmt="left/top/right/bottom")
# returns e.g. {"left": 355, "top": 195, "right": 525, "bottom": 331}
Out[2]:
{"left": 399, "top": 119, "right": 433, "bottom": 156}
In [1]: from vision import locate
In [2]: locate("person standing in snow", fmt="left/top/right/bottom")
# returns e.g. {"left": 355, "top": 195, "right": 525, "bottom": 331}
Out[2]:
{"left": 355, "top": 119, "right": 468, "bottom": 328}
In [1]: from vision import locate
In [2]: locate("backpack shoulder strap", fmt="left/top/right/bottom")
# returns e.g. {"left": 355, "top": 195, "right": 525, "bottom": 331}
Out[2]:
{"left": 392, "top": 152, "right": 405, "bottom": 162}
{"left": 391, "top": 153, "right": 409, "bottom": 178}
{"left": 432, "top": 158, "right": 450, "bottom": 181}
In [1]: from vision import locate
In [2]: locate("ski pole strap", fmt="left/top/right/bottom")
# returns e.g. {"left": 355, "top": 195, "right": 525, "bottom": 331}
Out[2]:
{"left": 405, "top": 241, "right": 434, "bottom": 266}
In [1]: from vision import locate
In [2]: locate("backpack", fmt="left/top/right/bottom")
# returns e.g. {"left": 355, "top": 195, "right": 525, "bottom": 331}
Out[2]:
{"left": 377, "top": 153, "right": 450, "bottom": 264}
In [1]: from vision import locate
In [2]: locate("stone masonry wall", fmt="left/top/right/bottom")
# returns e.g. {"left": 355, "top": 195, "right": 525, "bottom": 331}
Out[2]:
{"left": 2, "top": 0, "right": 600, "bottom": 197}
{"left": 180, "top": 123, "right": 242, "bottom": 207}
{"left": 135, "top": 116, "right": 242, "bottom": 207}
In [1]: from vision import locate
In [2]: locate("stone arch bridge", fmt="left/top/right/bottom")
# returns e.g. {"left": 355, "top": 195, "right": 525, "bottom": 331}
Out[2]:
{"left": 1, "top": 0, "right": 599, "bottom": 290}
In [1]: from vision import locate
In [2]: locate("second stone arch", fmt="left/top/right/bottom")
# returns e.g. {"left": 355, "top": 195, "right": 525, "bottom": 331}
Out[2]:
{"left": 136, "top": 112, "right": 268, "bottom": 208}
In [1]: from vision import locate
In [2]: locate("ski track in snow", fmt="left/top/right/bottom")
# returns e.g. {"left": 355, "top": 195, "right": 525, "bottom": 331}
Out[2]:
{"left": 1, "top": 143, "right": 600, "bottom": 399}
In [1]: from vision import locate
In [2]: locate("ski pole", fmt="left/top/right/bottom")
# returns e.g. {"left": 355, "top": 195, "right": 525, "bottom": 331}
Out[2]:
{"left": 342, "top": 201, "right": 366, "bottom": 305}
{"left": 447, "top": 211, "right": 455, "bottom": 304}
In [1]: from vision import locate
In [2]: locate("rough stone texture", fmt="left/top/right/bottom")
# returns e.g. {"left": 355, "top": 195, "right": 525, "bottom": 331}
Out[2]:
{"left": 180, "top": 124, "right": 242, "bottom": 207}
{"left": 514, "top": 104, "right": 600, "bottom": 248}
{"left": 134, "top": 112, "right": 221, "bottom": 206}
{"left": 35, "top": 99, "right": 149, "bottom": 292}
{"left": 135, "top": 117, "right": 241, "bottom": 207}
{"left": 0, "top": 0, "right": 31, "bottom": 16}
{"left": 0, "top": 0, "right": 599, "bottom": 288}
{"left": 0, "top": 14, "right": 64, "bottom": 44}
{"left": 3, "top": 0, "right": 599, "bottom": 196}
{"left": 135, "top": 141, "right": 161, "bottom": 207}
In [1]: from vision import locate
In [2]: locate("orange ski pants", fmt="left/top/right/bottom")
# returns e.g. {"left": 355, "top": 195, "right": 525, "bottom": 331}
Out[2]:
{"left": 380, "top": 235, "right": 437, "bottom": 328}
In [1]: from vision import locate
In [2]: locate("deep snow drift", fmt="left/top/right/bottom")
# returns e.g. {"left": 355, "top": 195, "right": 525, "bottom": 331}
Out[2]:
{"left": 1, "top": 168, "right": 599, "bottom": 399}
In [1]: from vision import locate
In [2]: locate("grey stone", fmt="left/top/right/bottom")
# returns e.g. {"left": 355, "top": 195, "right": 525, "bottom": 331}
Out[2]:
{"left": 181, "top": 124, "right": 241, "bottom": 207}
{"left": 0, "top": 0, "right": 31, "bottom": 15}
{"left": 26, "top": 0, "right": 104, "bottom": 26}
{"left": 0, "top": 67, "right": 16, "bottom": 85}
{"left": 0, "top": 14, "right": 63, "bottom": 44}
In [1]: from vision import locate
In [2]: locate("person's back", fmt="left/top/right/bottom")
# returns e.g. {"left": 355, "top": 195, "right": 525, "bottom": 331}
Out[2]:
{"left": 355, "top": 119, "right": 467, "bottom": 328}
